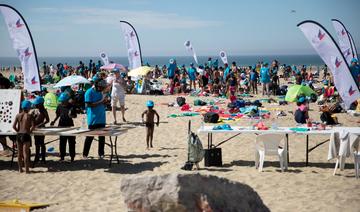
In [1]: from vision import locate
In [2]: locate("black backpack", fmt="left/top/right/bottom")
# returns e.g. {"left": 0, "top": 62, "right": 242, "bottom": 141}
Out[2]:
{"left": 176, "top": 97, "right": 186, "bottom": 106}
{"left": 204, "top": 112, "right": 219, "bottom": 123}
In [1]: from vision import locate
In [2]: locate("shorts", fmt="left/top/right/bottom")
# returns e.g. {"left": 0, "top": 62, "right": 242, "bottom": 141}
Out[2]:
{"left": 111, "top": 94, "right": 125, "bottom": 107}
{"left": 145, "top": 122, "right": 155, "bottom": 128}
{"left": 17, "top": 133, "right": 32, "bottom": 144}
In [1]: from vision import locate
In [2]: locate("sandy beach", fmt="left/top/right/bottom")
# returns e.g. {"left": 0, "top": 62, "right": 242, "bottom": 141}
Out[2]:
{"left": 1, "top": 91, "right": 360, "bottom": 212}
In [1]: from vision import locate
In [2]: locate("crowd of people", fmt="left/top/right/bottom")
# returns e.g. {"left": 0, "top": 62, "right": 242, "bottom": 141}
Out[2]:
{"left": 1, "top": 56, "right": 360, "bottom": 173}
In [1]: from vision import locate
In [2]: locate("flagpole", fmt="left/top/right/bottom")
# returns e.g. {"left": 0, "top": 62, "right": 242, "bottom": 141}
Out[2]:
{"left": 348, "top": 32, "right": 358, "bottom": 59}
{"left": 0, "top": 4, "right": 42, "bottom": 89}
{"left": 120, "top": 20, "right": 143, "bottom": 66}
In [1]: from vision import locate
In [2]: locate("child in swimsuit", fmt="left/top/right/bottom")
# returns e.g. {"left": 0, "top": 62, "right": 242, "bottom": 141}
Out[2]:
{"left": 141, "top": 100, "right": 160, "bottom": 149}
{"left": 13, "top": 100, "right": 35, "bottom": 173}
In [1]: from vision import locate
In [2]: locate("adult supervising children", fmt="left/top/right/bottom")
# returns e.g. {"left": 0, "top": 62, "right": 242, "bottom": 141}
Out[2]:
{"left": 109, "top": 68, "right": 127, "bottom": 124}
{"left": 187, "top": 63, "right": 197, "bottom": 91}
{"left": 83, "top": 76, "right": 108, "bottom": 159}
{"left": 260, "top": 62, "right": 271, "bottom": 96}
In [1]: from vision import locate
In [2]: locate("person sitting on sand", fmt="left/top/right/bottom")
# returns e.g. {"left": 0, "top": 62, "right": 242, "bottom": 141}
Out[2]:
{"left": 142, "top": 100, "right": 160, "bottom": 149}
{"left": 13, "top": 100, "right": 35, "bottom": 173}
{"left": 294, "top": 95, "right": 309, "bottom": 124}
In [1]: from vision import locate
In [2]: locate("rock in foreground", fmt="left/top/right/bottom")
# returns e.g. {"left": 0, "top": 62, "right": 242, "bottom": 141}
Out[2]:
{"left": 120, "top": 173, "right": 269, "bottom": 212}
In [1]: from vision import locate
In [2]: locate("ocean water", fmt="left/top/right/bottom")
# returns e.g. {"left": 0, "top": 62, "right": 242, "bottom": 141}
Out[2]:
{"left": 0, "top": 55, "right": 326, "bottom": 68}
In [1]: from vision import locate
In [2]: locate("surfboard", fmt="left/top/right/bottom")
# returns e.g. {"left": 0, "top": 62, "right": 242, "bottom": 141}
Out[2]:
{"left": 0, "top": 199, "right": 51, "bottom": 212}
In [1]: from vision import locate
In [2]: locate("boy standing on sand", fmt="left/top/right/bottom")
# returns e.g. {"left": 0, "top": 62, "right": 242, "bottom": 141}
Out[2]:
{"left": 141, "top": 100, "right": 160, "bottom": 149}
{"left": 32, "top": 96, "right": 49, "bottom": 165}
{"left": 13, "top": 100, "right": 35, "bottom": 173}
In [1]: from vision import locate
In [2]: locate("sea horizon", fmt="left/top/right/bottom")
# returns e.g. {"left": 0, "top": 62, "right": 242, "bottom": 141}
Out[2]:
{"left": 1, "top": 54, "right": 355, "bottom": 68}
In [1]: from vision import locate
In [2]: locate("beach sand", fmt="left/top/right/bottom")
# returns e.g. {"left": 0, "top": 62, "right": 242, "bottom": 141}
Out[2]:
{"left": 1, "top": 90, "right": 360, "bottom": 211}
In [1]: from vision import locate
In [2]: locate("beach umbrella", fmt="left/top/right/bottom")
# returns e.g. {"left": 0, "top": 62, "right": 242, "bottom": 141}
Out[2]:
{"left": 100, "top": 63, "right": 126, "bottom": 71}
{"left": 285, "top": 84, "right": 316, "bottom": 102}
{"left": 128, "top": 66, "right": 154, "bottom": 77}
{"left": 54, "top": 75, "right": 90, "bottom": 88}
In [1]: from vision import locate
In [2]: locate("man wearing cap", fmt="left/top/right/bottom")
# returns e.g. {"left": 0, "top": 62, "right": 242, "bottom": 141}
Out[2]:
{"left": 167, "top": 59, "right": 177, "bottom": 94}
{"left": 109, "top": 69, "right": 127, "bottom": 124}
{"left": 83, "top": 76, "right": 108, "bottom": 159}
{"left": 350, "top": 58, "right": 360, "bottom": 87}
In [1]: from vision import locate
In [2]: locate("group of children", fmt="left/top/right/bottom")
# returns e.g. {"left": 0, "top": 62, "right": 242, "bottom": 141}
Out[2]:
{"left": 12, "top": 91, "right": 160, "bottom": 173}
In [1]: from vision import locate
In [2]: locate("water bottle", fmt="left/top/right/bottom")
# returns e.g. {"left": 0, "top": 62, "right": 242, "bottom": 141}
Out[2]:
{"left": 81, "top": 114, "right": 87, "bottom": 130}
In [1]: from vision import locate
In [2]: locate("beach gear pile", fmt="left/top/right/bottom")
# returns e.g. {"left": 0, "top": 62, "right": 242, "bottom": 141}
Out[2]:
{"left": 168, "top": 97, "right": 273, "bottom": 122}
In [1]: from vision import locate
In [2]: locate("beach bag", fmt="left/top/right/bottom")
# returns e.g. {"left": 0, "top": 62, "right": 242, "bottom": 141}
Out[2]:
{"left": 176, "top": 97, "right": 186, "bottom": 106}
{"left": 194, "top": 99, "right": 207, "bottom": 106}
{"left": 235, "top": 100, "right": 245, "bottom": 108}
{"left": 320, "top": 112, "right": 336, "bottom": 125}
{"left": 204, "top": 147, "right": 222, "bottom": 167}
{"left": 188, "top": 132, "right": 205, "bottom": 163}
{"left": 253, "top": 100, "right": 262, "bottom": 107}
{"left": 204, "top": 112, "right": 219, "bottom": 123}
{"left": 310, "top": 93, "right": 318, "bottom": 103}
{"left": 227, "top": 102, "right": 236, "bottom": 109}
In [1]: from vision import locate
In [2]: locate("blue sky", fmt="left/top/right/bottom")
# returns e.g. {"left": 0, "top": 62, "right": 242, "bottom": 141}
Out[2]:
{"left": 0, "top": 0, "right": 359, "bottom": 57}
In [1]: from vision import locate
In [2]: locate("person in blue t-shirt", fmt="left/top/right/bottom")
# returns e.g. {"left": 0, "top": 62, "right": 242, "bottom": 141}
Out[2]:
{"left": 82, "top": 76, "right": 108, "bottom": 158}
{"left": 260, "top": 62, "right": 271, "bottom": 96}
{"left": 350, "top": 58, "right": 360, "bottom": 87}
{"left": 187, "top": 63, "right": 197, "bottom": 90}
{"left": 223, "top": 63, "right": 230, "bottom": 82}
{"left": 249, "top": 67, "right": 258, "bottom": 94}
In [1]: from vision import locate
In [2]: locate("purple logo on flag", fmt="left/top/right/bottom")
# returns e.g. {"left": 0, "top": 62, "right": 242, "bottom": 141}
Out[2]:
{"left": 185, "top": 41, "right": 190, "bottom": 47}
{"left": 220, "top": 52, "right": 225, "bottom": 57}
{"left": 130, "top": 31, "right": 135, "bottom": 37}
{"left": 343, "top": 49, "right": 351, "bottom": 58}
{"left": 349, "top": 86, "right": 356, "bottom": 96}
{"left": 341, "top": 29, "right": 346, "bottom": 36}
{"left": 101, "top": 53, "right": 106, "bottom": 58}
{"left": 31, "top": 76, "right": 37, "bottom": 85}
{"left": 335, "top": 57, "right": 342, "bottom": 68}
{"left": 24, "top": 48, "right": 32, "bottom": 57}
{"left": 318, "top": 30, "right": 325, "bottom": 41}
{"left": 16, "top": 19, "right": 24, "bottom": 28}
{"left": 134, "top": 51, "right": 139, "bottom": 57}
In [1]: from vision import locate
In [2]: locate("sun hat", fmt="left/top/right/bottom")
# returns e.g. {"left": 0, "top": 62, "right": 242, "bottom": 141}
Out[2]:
{"left": 351, "top": 58, "right": 358, "bottom": 63}
{"left": 32, "top": 96, "right": 44, "bottom": 105}
{"left": 146, "top": 100, "right": 154, "bottom": 107}
{"left": 58, "top": 93, "right": 70, "bottom": 102}
{"left": 111, "top": 68, "right": 120, "bottom": 73}
{"left": 21, "top": 100, "right": 32, "bottom": 110}
{"left": 297, "top": 96, "right": 306, "bottom": 103}
{"left": 92, "top": 75, "right": 101, "bottom": 82}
